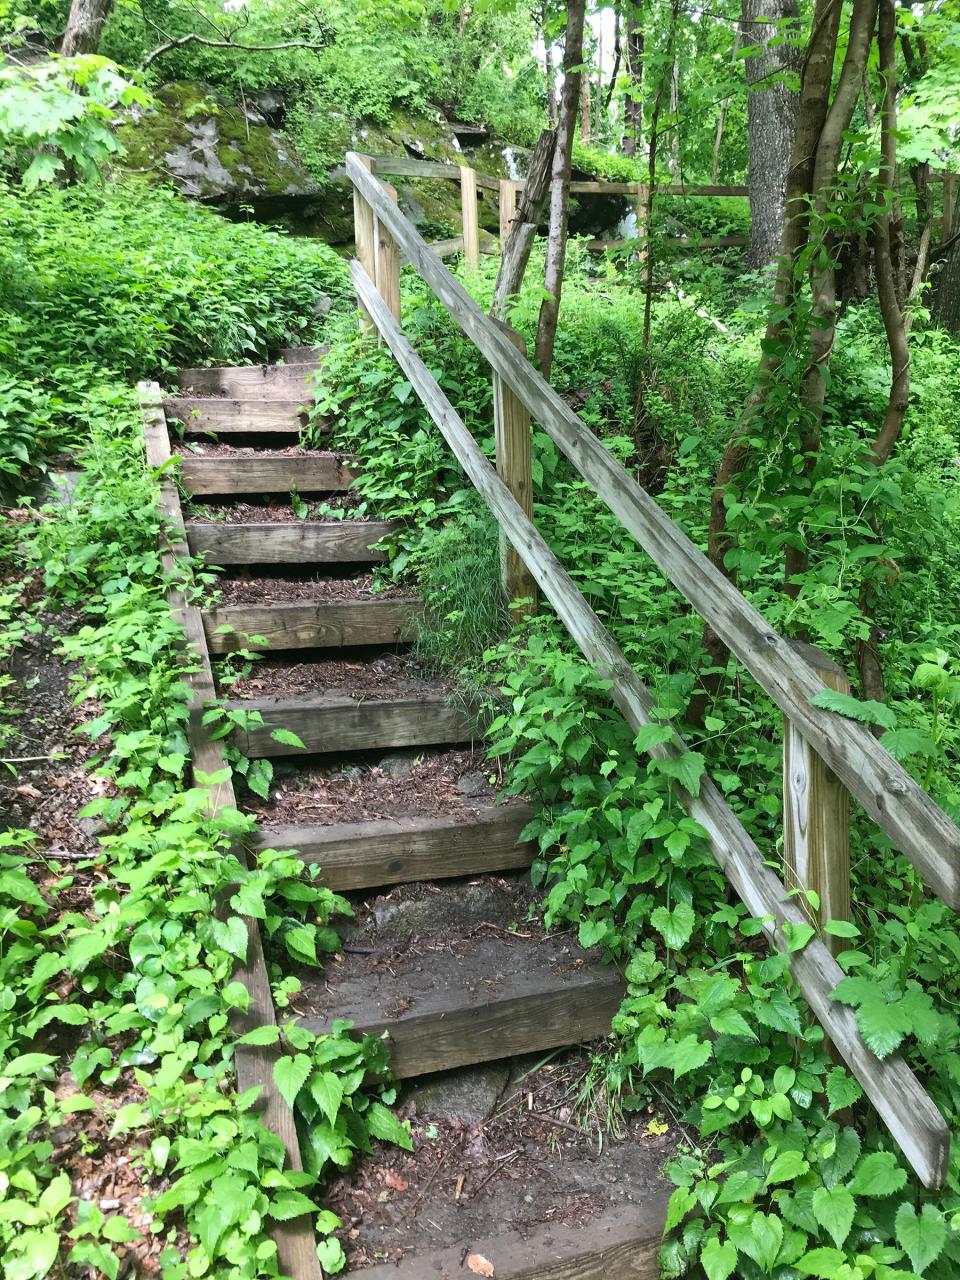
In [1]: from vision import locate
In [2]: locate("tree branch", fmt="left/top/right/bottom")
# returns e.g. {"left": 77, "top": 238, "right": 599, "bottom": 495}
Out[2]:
{"left": 141, "top": 32, "right": 328, "bottom": 71}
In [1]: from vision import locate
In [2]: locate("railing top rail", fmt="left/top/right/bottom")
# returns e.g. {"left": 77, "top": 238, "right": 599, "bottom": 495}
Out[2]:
{"left": 346, "top": 150, "right": 960, "bottom": 912}
{"left": 350, "top": 256, "right": 949, "bottom": 1189}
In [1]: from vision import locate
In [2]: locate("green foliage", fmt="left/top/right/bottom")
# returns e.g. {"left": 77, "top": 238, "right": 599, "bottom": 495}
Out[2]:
{"left": 0, "top": 54, "right": 149, "bottom": 189}
{"left": 0, "top": 179, "right": 347, "bottom": 489}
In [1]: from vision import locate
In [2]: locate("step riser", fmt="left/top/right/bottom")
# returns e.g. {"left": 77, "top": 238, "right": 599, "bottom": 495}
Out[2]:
{"left": 300, "top": 976, "right": 625, "bottom": 1079}
{"left": 204, "top": 600, "right": 420, "bottom": 653}
{"left": 178, "top": 365, "right": 320, "bottom": 398}
{"left": 230, "top": 697, "right": 478, "bottom": 758}
{"left": 163, "top": 399, "right": 307, "bottom": 434}
{"left": 255, "top": 805, "right": 535, "bottom": 890}
{"left": 185, "top": 521, "right": 395, "bottom": 565}
{"left": 179, "top": 456, "right": 356, "bottom": 496}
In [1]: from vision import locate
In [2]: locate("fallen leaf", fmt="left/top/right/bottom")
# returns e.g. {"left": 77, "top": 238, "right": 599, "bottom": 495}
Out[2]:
{"left": 467, "top": 1254, "right": 494, "bottom": 1277}
{"left": 646, "top": 1117, "right": 669, "bottom": 1136}
{"left": 383, "top": 1170, "right": 408, "bottom": 1192}
{"left": 16, "top": 783, "right": 43, "bottom": 799}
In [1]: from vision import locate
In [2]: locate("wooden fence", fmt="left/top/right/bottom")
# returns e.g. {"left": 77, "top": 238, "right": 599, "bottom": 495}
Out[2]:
{"left": 346, "top": 149, "right": 960, "bottom": 1190}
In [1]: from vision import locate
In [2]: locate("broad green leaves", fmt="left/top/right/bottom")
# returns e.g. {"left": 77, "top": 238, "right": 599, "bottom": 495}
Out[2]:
{"left": 894, "top": 1203, "right": 947, "bottom": 1274}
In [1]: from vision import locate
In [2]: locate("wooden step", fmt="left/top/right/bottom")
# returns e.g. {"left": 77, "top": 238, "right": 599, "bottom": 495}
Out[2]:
{"left": 185, "top": 520, "right": 395, "bottom": 565}
{"left": 357, "top": 1201, "right": 668, "bottom": 1280}
{"left": 178, "top": 364, "right": 320, "bottom": 398}
{"left": 203, "top": 597, "right": 420, "bottom": 653}
{"left": 226, "top": 692, "right": 478, "bottom": 757}
{"left": 178, "top": 453, "right": 356, "bottom": 496}
{"left": 163, "top": 398, "right": 307, "bottom": 434}
{"left": 276, "top": 345, "right": 327, "bottom": 364}
{"left": 296, "top": 931, "right": 625, "bottom": 1079}
{"left": 254, "top": 803, "right": 536, "bottom": 889}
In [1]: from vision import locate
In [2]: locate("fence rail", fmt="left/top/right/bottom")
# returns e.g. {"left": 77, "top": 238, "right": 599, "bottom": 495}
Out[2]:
{"left": 346, "top": 149, "right": 959, "bottom": 1188}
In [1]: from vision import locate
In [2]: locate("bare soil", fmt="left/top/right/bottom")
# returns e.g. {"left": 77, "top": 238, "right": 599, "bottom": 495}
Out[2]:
{"left": 211, "top": 573, "right": 413, "bottom": 606}
{"left": 174, "top": 441, "right": 317, "bottom": 458}
{"left": 185, "top": 496, "right": 364, "bottom": 523}
{"left": 247, "top": 746, "right": 503, "bottom": 827}
{"left": 326, "top": 1048, "right": 675, "bottom": 1271}
{"left": 221, "top": 651, "right": 453, "bottom": 702}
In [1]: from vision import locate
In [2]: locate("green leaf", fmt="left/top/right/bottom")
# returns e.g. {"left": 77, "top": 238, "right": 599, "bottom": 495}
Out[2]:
{"left": 854, "top": 998, "right": 910, "bottom": 1058}
{"left": 812, "top": 1186, "right": 855, "bottom": 1248}
{"left": 650, "top": 901, "right": 696, "bottom": 949}
{"left": 701, "top": 1236, "right": 738, "bottom": 1280}
{"left": 823, "top": 919, "right": 860, "bottom": 939}
{"left": 810, "top": 688, "right": 896, "bottom": 729}
{"left": 665, "top": 1186, "right": 696, "bottom": 1233}
{"left": 309, "top": 1070, "right": 344, "bottom": 1126}
{"left": 316, "top": 1236, "right": 346, "bottom": 1274}
{"left": 39, "top": 1171, "right": 72, "bottom": 1218}
{"left": 895, "top": 1202, "right": 946, "bottom": 1275}
{"left": 825, "top": 1068, "right": 862, "bottom": 1115}
{"left": 273, "top": 1053, "right": 312, "bottom": 1109}
{"left": 847, "top": 1150, "right": 907, "bottom": 1198}
{"left": 269, "top": 1189, "right": 320, "bottom": 1221}
{"left": 236, "top": 1024, "right": 281, "bottom": 1046}
{"left": 652, "top": 750, "right": 706, "bottom": 797}
{"left": 367, "top": 1101, "right": 413, "bottom": 1150}
{"left": 5, "top": 1052, "right": 57, "bottom": 1076}
{"left": 766, "top": 1151, "right": 809, "bottom": 1184}
{"left": 796, "top": 1246, "right": 846, "bottom": 1277}
{"left": 271, "top": 727, "right": 307, "bottom": 749}
{"left": 633, "top": 722, "right": 674, "bottom": 753}
{"left": 728, "top": 1210, "right": 783, "bottom": 1273}
{"left": 211, "top": 915, "right": 248, "bottom": 961}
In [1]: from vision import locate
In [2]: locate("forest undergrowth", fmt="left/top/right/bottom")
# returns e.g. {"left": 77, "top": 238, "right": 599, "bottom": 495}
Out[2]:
{"left": 312, "top": 250, "right": 960, "bottom": 1280}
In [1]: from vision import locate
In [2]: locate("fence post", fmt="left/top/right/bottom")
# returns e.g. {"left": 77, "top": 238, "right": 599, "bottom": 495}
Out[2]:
{"left": 352, "top": 154, "right": 375, "bottom": 332}
{"left": 944, "top": 174, "right": 957, "bottom": 239}
{"left": 499, "top": 178, "right": 518, "bottom": 245}
{"left": 460, "top": 165, "right": 480, "bottom": 272}
{"left": 783, "top": 642, "right": 851, "bottom": 957}
{"left": 375, "top": 182, "right": 401, "bottom": 324}
{"left": 492, "top": 321, "right": 538, "bottom": 620}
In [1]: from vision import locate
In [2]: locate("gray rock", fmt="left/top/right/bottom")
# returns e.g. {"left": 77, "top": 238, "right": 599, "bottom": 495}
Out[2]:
{"left": 456, "top": 770, "right": 489, "bottom": 798}
{"left": 78, "top": 817, "right": 105, "bottom": 838}
{"left": 407, "top": 1062, "right": 510, "bottom": 1124}
{"left": 377, "top": 750, "right": 419, "bottom": 780}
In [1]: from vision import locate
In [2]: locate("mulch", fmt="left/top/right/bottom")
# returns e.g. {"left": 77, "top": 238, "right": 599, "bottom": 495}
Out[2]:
{"left": 221, "top": 651, "right": 452, "bottom": 702}
{"left": 185, "top": 496, "right": 364, "bottom": 523}
{"left": 211, "top": 572, "right": 412, "bottom": 606}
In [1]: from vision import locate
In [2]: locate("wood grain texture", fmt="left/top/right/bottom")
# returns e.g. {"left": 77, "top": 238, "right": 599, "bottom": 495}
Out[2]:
{"left": 460, "top": 165, "right": 480, "bottom": 271}
{"left": 185, "top": 519, "right": 395, "bottom": 565}
{"left": 138, "top": 383, "right": 321, "bottom": 1280}
{"left": 349, "top": 260, "right": 950, "bottom": 1188}
{"left": 353, "top": 153, "right": 376, "bottom": 332}
{"left": 203, "top": 597, "right": 420, "bottom": 653}
{"left": 300, "top": 956, "right": 625, "bottom": 1079}
{"left": 784, "top": 644, "right": 851, "bottom": 956}
{"left": 493, "top": 323, "right": 538, "bottom": 616}
{"left": 347, "top": 152, "right": 960, "bottom": 915}
{"left": 178, "top": 453, "right": 355, "bottom": 496}
{"left": 162, "top": 398, "right": 307, "bottom": 433}
{"left": 178, "top": 364, "right": 319, "bottom": 398}
{"left": 253, "top": 803, "right": 536, "bottom": 889}
{"left": 226, "top": 692, "right": 479, "bottom": 757}
{"left": 358, "top": 1201, "right": 669, "bottom": 1280}
{"left": 499, "top": 177, "right": 518, "bottom": 240}
{"left": 375, "top": 181, "right": 402, "bottom": 322}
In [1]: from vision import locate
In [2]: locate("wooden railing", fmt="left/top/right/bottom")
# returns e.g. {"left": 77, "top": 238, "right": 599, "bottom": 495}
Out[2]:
{"left": 345, "top": 150, "right": 960, "bottom": 1189}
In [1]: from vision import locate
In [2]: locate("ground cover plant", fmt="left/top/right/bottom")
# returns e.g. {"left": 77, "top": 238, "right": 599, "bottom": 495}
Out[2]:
{"left": 312, "top": 248, "right": 960, "bottom": 1278}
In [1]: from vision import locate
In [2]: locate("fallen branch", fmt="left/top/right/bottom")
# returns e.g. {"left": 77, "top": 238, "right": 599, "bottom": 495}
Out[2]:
{"left": 141, "top": 33, "right": 329, "bottom": 71}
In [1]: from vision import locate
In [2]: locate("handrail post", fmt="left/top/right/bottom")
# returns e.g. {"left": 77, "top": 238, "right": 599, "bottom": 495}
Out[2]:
{"left": 783, "top": 642, "right": 852, "bottom": 956}
{"left": 460, "top": 165, "right": 480, "bottom": 272}
{"left": 375, "top": 182, "right": 401, "bottom": 324}
{"left": 499, "top": 178, "right": 518, "bottom": 245}
{"left": 492, "top": 321, "right": 538, "bottom": 620}
{"left": 352, "top": 154, "right": 375, "bottom": 332}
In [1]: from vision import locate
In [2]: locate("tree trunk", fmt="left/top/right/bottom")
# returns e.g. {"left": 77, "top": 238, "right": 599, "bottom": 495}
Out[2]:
{"left": 581, "top": 75, "right": 592, "bottom": 143}
{"left": 622, "top": 2, "right": 643, "bottom": 157}
{"left": 534, "top": 0, "right": 587, "bottom": 381}
{"left": 60, "top": 0, "right": 114, "bottom": 55}
{"left": 931, "top": 239, "right": 960, "bottom": 333}
{"left": 741, "top": 0, "right": 800, "bottom": 268}
{"left": 542, "top": 2, "right": 559, "bottom": 127}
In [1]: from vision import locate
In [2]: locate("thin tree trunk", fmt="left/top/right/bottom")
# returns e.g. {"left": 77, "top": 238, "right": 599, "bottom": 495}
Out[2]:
{"left": 542, "top": 2, "right": 559, "bottom": 127}
{"left": 642, "top": 0, "right": 680, "bottom": 348}
{"left": 711, "top": 30, "right": 741, "bottom": 183}
{"left": 581, "top": 75, "right": 592, "bottom": 143}
{"left": 622, "top": 2, "right": 643, "bottom": 157}
{"left": 741, "top": 0, "right": 801, "bottom": 268}
{"left": 492, "top": 129, "right": 557, "bottom": 317}
{"left": 668, "top": 56, "right": 680, "bottom": 178}
{"left": 61, "top": 0, "right": 114, "bottom": 54}
{"left": 535, "top": 0, "right": 587, "bottom": 380}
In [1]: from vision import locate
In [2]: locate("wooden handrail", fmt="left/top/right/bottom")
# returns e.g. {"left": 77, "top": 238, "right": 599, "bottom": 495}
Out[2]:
{"left": 346, "top": 149, "right": 960, "bottom": 912}
{"left": 350, "top": 258, "right": 949, "bottom": 1188}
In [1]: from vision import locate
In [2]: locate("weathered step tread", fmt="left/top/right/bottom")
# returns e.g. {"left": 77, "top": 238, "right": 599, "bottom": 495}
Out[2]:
{"left": 296, "top": 931, "right": 625, "bottom": 1078}
{"left": 356, "top": 1201, "right": 668, "bottom": 1280}
{"left": 255, "top": 803, "right": 535, "bottom": 889}
{"left": 185, "top": 520, "right": 396, "bottom": 565}
{"left": 178, "top": 363, "right": 321, "bottom": 399}
{"left": 178, "top": 452, "right": 355, "bottom": 495}
{"left": 163, "top": 398, "right": 308, "bottom": 434}
{"left": 204, "top": 596, "right": 420, "bottom": 653}
{"left": 226, "top": 691, "right": 478, "bottom": 757}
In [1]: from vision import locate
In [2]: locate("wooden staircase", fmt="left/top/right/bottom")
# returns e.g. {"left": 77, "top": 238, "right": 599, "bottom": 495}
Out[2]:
{"left": 149, "top": 353, "right": 668, "bottom": 1279}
